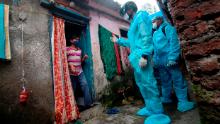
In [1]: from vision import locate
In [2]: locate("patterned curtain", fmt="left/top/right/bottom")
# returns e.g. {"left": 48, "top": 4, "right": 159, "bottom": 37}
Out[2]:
{"left": 50, "top": 16, "right": 79, "bottom": 124}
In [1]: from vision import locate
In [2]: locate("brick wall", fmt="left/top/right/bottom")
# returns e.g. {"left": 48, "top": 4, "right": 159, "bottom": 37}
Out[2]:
{"left": 167, "top": 0, "right": 220, "bottom": 123}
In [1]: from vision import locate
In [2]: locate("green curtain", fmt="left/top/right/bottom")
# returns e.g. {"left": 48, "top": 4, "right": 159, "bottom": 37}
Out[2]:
{"left": 80, "top": 26, "right": 95, "bottom": 100}
{"left": 98, "top": 25, "right": 118, "bottom": 80}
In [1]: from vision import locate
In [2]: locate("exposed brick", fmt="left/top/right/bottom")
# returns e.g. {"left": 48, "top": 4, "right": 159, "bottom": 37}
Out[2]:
{"left": 184, "top": 10, "right": 202, "bottom": 21}
{"left": 182, "top": 26, "right": 199, "bottom": 40}
{"left": 167, "top": 0, "right": 220, "bottom": 122}
{"left": 172, "top": 9, "right": 202, "bottom": 28}
{"left": 192, "top": 76, "right": 202, "bottom": 84}
{"left": 172, "top": 9, "right": 184, "bottom": 21}
{"left": 185, "top": 39, "right": 220, "bottom": 60}
{"left": 188, "top": 57, "right": 219, "bottom": 78}
{"left": 198, "top": 58, "right": 219, "bottom": 74}
{"left": 215, "top": 17, "right": 220, "bottom": 28}
{"left": 210, "top": 93, "right": 220, "bottom": 105}
{"left": 171, "top": 0, "right": 196, "bottom": 9}
{"left": 201, "top": 0, "right": 220, "bottom": 18}
{"left": 171, "top": 0, "right": 220, "bottom": 27}
{"left": 201, "top": 76, "right": 220, "bottom": 91}
{"left": 195, "top": 21, "right": 209, "bottom": 34}
{"left": 201, "top": 58, "right": 219, "bottom": 69}
{"left": 215, "top": 17, "right": 220, "bottom": 24}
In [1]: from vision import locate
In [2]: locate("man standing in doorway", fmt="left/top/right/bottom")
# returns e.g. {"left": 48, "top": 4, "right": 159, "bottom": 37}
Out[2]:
{"left": 67, "top": 36, "right": 93, "bottom": 109}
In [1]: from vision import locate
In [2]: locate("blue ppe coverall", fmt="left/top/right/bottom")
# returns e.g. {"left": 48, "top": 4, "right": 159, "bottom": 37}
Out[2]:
{"left": 117, "top": 11, "right": 163, "bottom": 115}
{"left": 153, "top": 21, "right": 195, "bottom": 112}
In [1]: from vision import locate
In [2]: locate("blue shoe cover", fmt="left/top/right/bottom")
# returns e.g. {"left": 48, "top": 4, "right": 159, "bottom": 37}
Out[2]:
{"left": 144, "top": 114, "right": 171, "bottom": 124}
{"left": 136, "top": 107, "right": 153, "bottom": 117}
{"left": 177, "top": 101, "right": 196, "bottom": 112}
{"left": 161, "top": 97, "right": 173, "bottom": 104}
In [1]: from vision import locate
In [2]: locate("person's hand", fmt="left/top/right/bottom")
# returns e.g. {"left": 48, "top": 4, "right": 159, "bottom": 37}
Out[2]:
{"left": 69, "top": 65, "right": 77, "bottom": 73}
{"left": 71, "top": 66, "right": 76, "bottom": 73}
{"left": 111, "top": 35, "right": 118, "bottom": 43}
{"left": 83, "top": 54, "right": 89, "bottom": 60}
{"left": 139, "top": 57, "right": 148, "bottom": 68}
{"left": 82, "top": 54, "right": 89, "bottom": 62}
{"left": 167, "top": 61, "right": 177, "bottom": 67}
{"left": 70, "top": 37, "right": 80, "bottom": 43}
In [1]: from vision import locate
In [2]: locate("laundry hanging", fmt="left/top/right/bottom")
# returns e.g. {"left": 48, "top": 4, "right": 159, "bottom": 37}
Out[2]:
{"left": 98, "top": 25, "right": 122, "bottom": 80}
{"left": 50, "top": 16, "right": 79, "bottom": 124}
{"left": 120, "top": 47, "right": 131, "bottom": 68}
{"left": 0, "top": 4, "right": 11, "bottom": 61}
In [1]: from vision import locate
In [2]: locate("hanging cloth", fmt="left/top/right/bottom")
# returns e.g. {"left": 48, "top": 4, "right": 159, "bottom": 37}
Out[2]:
{"left": 4, "top": 4, "right": 11, "bottom": 60}
{"left": 0, "top": 4, "right": 6, "bottom": 59}
{"left": 113, "top": 37, "right": 122, "bottom": 74}
{"left": 79, "top": 26, "right": 95, "bottom": 100}
{"left": 0, "top": 4, "right": 11, "bottom": 61}
{"left": 121, "top": 47, "right": 131, "bottom": 68}
{"left": 50, "top": 16, "right": 79, "bottom": 124}
{"left": 98, "top": 25, "right": 122, "bottom": 80}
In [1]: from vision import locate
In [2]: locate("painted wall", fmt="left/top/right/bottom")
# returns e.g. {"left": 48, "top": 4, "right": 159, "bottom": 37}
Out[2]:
{"left": 0, "top": 0, "right": 53, "bottom": 123}
{"left": 89, "top": 10, "right": 129, "bottom": 98}
{"left": 0, "top": 0, "right": 130, "bottom": 122}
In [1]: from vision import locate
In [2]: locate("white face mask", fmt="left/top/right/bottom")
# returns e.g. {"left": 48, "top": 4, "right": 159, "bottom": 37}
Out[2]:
{"left": 123, "top": 13, "right": 130, "bottom": 21}
{"left": 162, "top": 0, "right": 167, "bottom": 4}
{"left": 152, "top": 23, "right": 157, "bottom": 29}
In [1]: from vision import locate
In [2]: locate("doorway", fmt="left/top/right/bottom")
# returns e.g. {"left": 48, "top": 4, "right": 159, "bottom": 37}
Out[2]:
{"left": 65, "top": 21, "right": 95, "bottom": 109}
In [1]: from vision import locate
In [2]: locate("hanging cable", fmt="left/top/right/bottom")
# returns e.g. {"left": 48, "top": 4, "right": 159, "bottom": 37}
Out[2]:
{"left": 19, "top": 22, "right": 29, "bottom": 105}
{"left": 21, "top": 22, "right": 26, "bottom": 90}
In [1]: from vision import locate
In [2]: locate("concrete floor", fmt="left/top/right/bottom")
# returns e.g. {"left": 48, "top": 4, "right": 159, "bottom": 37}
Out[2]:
{"left": 80, "top": 103, "right": 201, "bottom": 124}
{"left": 80, "top": 79, "right": 201, "bottom": 124}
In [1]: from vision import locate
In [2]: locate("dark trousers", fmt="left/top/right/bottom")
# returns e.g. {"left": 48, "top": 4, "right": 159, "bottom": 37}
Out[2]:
{"left": 70, "top": 72, "right": 93, "bottom": 106}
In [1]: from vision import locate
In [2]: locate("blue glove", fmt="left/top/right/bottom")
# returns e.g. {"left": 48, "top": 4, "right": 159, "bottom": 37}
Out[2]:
{"left": 167, "top": 61, "right": 177, "bottom": 67}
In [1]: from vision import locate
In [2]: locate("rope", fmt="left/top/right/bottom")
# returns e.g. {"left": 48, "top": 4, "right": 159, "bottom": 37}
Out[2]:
{"left": 21, "top": 22, "right": 25, "bottom": 89}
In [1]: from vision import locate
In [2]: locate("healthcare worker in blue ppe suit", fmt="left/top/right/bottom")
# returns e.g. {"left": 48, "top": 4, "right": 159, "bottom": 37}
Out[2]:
{"left": 112, "top": 1, "right": 164, "bottom": 116}
{"left": 152, "top": 16, "right": 196, "bottom": 112}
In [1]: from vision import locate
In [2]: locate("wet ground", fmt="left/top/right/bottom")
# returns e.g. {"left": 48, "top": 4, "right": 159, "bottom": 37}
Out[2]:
{"left": 79, "top": 79, "right": 201, "bottom": 124}
{"left": 80, "top": 103, "right": 201, "bottom": 124}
